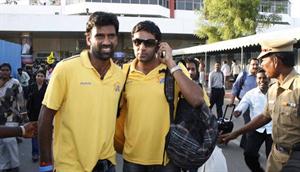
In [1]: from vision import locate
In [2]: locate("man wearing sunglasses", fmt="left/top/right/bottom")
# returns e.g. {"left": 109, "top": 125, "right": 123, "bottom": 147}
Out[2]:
{"left": 119, "top": 20, "right": 204, "bottom": 171}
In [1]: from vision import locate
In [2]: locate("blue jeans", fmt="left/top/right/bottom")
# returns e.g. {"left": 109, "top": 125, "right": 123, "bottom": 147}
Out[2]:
{"left": 31, "top": 137, "right": 39, "bottom": 156}
{"left": 123, "top": 160, "right": 180, "bottom": 172}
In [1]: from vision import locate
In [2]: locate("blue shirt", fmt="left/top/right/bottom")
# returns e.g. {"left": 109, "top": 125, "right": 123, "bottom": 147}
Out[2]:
{"left": 231, "top": 71, "right": 256, "bottom": 99}
{"left": 235, "top": 87, "right": 272, "bottom": 134}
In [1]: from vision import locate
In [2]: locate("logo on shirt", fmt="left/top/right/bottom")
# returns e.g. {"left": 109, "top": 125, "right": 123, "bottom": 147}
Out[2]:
{"left": 158, "top": 76, "right": 165, "bottom": 84}
{"left": 114, "top": 82, "right": 121, "bottom": 92}
{"left": 80, "top": 81, "right": 92, "bottom": 85}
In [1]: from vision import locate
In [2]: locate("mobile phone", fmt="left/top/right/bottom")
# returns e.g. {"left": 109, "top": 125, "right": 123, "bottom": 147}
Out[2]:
{"left": 161, "top": 50, "right": 166, "bottom": 58}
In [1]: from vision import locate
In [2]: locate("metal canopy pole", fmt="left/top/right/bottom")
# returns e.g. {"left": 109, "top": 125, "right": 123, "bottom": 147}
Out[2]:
{"left": 205, "top": 52, "right": 208, "bottom": 73}
{"left": 241, "top": 47, "right": 244, "bottom": 70}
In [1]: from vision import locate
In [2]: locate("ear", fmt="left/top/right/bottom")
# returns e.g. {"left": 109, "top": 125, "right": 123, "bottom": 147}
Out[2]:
{"left": 273, "top": 56, "right": 279, "bottom": 68}
{"left": 86, "top": 33, "right": 91, "bottom": 47}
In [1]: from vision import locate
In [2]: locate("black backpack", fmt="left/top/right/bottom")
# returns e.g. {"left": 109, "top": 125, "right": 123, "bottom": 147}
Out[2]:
{"left": 164, "top": 69, "right": 218, "bottom": 169}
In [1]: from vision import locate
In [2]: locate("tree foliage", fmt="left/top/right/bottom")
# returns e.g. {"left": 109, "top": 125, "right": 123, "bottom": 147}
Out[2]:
{"left": 195, "top": 0, "right": 261, "bottom": 43}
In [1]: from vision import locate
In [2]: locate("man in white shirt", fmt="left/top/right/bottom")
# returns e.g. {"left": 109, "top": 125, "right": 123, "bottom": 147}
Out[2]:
{"left": 208, "top": 62, "right": 225, "bottom": 118}
{"left": 231, "top": 59, "right": 240, "bottom": 82}
{"left": 232, "top": 68, "right": 272, "bottom": 172}
{"left": 221, "top": 60, "right": 231, "bottom": 89}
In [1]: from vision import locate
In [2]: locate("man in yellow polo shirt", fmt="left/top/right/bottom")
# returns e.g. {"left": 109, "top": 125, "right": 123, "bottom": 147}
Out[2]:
{"left": 121, "top": 20, "right": 204, "bottom": 171}
{"left": 38, "top": 12, "right": 125, "bottom": 172}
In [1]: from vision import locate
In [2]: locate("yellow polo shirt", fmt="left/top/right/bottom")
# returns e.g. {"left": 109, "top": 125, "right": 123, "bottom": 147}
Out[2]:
{"left": 42, "top": 50, "right": 125, "bottom": 172}
{"left": 122, "top": 59, "right": 188, "bottom": 165}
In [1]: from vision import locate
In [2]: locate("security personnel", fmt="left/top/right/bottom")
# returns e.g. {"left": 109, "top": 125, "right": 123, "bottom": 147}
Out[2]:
{"left": 220, "top": 37, "right": 300, "bottom": 172}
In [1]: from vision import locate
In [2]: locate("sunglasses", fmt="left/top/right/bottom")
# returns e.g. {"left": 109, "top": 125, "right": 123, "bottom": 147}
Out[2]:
{"left": 132, "top": 38, "right": 158, "bottom": 47}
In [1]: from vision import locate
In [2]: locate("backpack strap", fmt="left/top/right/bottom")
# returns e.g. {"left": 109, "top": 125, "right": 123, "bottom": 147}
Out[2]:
{"left": 237, "top": 70, "right": 247, "bottom": 99}
{"left": 164, "top": 68, "right": 175, "bottom": 124}
{"left": 116, "top": 64, "right": 131, "bottom": 118}
{"left": 240, "top": 70, "right": 247, "bottom": 88}
{"left": 163, "top": 67, "right": 176, "bottom": 166}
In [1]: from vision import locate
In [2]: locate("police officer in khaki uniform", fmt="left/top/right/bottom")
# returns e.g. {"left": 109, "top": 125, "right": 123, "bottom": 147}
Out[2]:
{"left": 220, "top": 37, "right": 300, "bottom": 172}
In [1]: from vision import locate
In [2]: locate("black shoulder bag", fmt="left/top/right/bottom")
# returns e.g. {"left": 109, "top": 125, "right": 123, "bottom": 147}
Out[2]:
{"left": 164, "top": 69, "right": 218, "bottom": 170}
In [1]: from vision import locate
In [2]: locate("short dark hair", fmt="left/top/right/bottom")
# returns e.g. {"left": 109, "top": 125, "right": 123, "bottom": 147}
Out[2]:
{"left": 85, "top": 11, "right": 119, "bottom": 35}
{"left": 0, "top": 63, "right": 11, "bottom": 71}
{"left": 36, "top": 69, "right": 46, "bottom": 76}
{"left": 249, "top": 57, "right": 258, "bottom": 63}
{"left": 185, "top": 57, "right": 199, "bottom": 68}
{"left": 270, "top": 52, "right": 295, "bottom": 68}
{"left": 256, "top": 68, "right": 265, "bottom": 74}
{"left": 131, "top": 20, "right": 161, "bottom": 42}
{"left": 185, "top": 58, "right": 199, "bottom": 80}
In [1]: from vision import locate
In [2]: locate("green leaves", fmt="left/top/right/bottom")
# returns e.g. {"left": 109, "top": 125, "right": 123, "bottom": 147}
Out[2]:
{"left": 196, "top": 0, "right": 261, "bottom": 43}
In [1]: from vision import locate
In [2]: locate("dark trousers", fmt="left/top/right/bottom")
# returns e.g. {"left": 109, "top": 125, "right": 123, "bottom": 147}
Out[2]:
{"left": 31, "top": 137, "right": 39, "bottom": 156}
{"left": 233, "top": 74, "right": 239, "bottom": 82}
{"left": 123, "top": 160, "right": 180, "bottom": 172}
{"left": 240, "top": 108, "right": 251, "bottom": 149}
{"left": 244, "top": 130, "right": 272, "bottom": 172}
{"left": 92, "top": 160, "right": 115, "bottom": 172}
{"left": 0, "top": 168, "right": 19, "bottom": 172}
{"left": 22, "top": 86, "right": 29, "bottom": 100}
{"left": 209, "top": 87, "right": 225, "bottom": 118}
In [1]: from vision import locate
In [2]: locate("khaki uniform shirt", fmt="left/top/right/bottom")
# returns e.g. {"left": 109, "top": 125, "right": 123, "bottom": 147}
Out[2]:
{"left": 263, "top": 69, "right": 300, "bottom": 149}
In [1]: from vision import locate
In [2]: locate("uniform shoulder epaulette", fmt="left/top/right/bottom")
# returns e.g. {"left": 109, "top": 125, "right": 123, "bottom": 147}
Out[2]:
{"left": 62, "top": 54, "right": 80, "bottom": 62}
{"left": 269, "top": 81, "right": 276, "bottom": 87}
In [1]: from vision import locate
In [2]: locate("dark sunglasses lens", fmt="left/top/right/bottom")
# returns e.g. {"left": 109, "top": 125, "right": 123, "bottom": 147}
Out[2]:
{"left": 144, "top": 39, "right": 157, "bottom": 47}
{"left": 133, "top": 39, "right": 142, "bottom": 46}
{"left": 133, "top": 39, "right": 157, "bottom": 47}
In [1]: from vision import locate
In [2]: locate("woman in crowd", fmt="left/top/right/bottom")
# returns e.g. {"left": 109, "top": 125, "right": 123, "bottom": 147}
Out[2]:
{"left": 26, "top": 70, "right": 47, "bottom": 162}
{"left": 0, "top": 63, "right": 24, "bottom": 172}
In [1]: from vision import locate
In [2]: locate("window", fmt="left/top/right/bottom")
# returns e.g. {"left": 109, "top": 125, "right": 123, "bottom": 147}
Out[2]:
{"left": 131, "top": 0, "right": 139, "bottom": 4}
{"left": 194, "top": 2, "right": 200, "bottom": 9}
{"left": 174, "top": 0, "right": 202, "bottom": 10}
{"left": 149, "top": 0, "right": 157, "bottom": 4}
{"left": 140, "top": 0, "right": 148, "bottom": 4}
{"left": 259, "top": 0, "right": 289, "bottom": 14}
{"left": 186, "top": 1, "right": 192, "bottom": 10}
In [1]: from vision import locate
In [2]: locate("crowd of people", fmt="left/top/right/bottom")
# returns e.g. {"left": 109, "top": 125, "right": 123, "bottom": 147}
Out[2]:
{"left": 0, "top": 11, "right": 300, "bottom": 172}
{"left": 0, "top": 59, "right": 53, "bottom": 171}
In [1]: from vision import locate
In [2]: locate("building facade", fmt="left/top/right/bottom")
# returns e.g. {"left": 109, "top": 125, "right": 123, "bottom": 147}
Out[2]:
{"left": 0, "top": 0, "right": 293, "bottom": 62}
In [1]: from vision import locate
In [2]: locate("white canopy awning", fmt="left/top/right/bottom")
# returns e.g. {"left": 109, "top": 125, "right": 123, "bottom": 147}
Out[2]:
{"left": 173, "top": 27, "right": 300, "bottom": 56}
